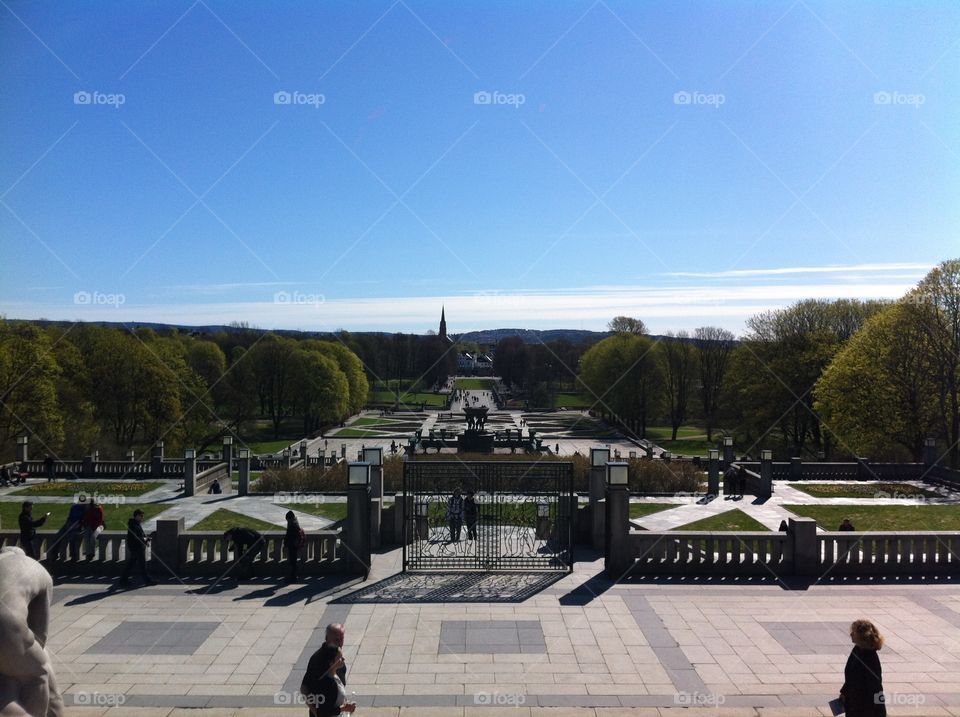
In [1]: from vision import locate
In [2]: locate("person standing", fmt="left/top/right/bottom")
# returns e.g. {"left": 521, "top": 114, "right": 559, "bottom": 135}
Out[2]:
{"left": 284, "top": 511, "right": 304, "bottom": 582}
{"left": 18, "top": 502, "right": 49, "bottom": 560}
{"left": 43, "top": 455, "right": 55, "bottom": 482}
{"left": 300, "top": 643, "right": 355, "bottom": 716}
{"left": 840, "top": 518, "right": 856, "bottom": 531}
{"left": 463, "top": 490, "right": 478, "bottom": 541}
{"left": 81, "top": 498, "right": 105, "bottom": 560}
{"left": 447, "top": 488, "right": 464, "bottom": 542}
{"left": 325, "top": 622, "right": 347, "bottom": 684}
{"left": 119, "top": 509, "right": 155, "bottom": 586}
{"left": 839, "top": 619, "right": 886, "bottom": 716}
{"left": 50, "top": 494, "right": 87, "bottom": 560}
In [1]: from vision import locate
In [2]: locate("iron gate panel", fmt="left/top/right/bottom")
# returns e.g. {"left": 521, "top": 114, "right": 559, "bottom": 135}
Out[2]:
{"left": 402, "top": 461, "right": 574, "bottom": 572}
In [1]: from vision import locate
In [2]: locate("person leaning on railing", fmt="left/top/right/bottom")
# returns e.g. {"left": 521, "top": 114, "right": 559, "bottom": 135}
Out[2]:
{"left": 223, "top": 527, "right": 263, "bottom": 579}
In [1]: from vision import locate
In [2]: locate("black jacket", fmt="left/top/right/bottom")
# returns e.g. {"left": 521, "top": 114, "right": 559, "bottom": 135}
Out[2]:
{"left": 229, "top": 528, "right": 262, "bottom": 552}
{"left": 302, "top": 668, "right": 343, "bottom": 716}
{"left": 284, "top": 521, "right": 301, "bottom": 549}
{"left": 126, "top": 518, "right": 148, "bottom": 555}
{"left": 19, "top": 512, "right": 46, "bottom": 542}
{"left": 841, "top": 645, "right": 886, "bottom": 717}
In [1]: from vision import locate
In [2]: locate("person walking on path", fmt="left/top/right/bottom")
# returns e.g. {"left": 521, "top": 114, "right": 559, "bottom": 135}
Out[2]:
{"left": 50, "top": 494, "right": 87, "bottom": 560}
{"left": 119, "top": 509, "right": 155, "bottom": 586}
{"left": 18, "top": 501, "right": 49, "bottom": 560}
{"left": 223, "top": 527, "right": 263, "bottom": 579}
{"left": 839, "top": 619, "right": 886, "bottom": 716}
{"left": 43, "top": 455, "right": 55, "bottom": 482}
{"left": 81, "top": 498, "right": 105, "bottom": 560}
{"left": 325, "top": 623, "right": 347, "bottom": 684}
{"left": 447, "top": 488, "right": 464, "bottom": 542}
{"left": 284, "top": 511, "right": 304, "bottom": 582}
{"left": 463, "top": 490, "right": 478, "bottom": 541}
{"left": 300, "top": 643, "right": 355, "bottom": 716}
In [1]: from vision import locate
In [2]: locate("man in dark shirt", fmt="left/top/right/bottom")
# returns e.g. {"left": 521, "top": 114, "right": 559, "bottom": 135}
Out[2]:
{"left": 119, "top": 509, "right": 155, "bottom": 586}
{"left": 839, "top": 518, "right": 856, "bottom": 531}
{"left": 19, "top": 501, "right": 49, "bottom": 559}
{"left": 223, "top": 527, "right": 263, "bottom": 579}
{"left": 325, "top": 622, "right": 347, "bottom": 684}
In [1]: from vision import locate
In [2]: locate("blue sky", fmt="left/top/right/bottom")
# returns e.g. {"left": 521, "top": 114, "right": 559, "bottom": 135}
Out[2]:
{"left": 1, "top": 1, "right": 957, "bottom": 335}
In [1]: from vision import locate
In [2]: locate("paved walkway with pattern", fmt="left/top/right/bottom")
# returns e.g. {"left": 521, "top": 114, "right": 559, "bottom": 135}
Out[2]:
{"left": 47, "top": 544, "right": 960, "bottom": 717}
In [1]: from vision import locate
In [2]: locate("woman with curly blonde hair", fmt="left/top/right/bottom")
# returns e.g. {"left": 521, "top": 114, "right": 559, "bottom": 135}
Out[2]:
{"left": 839, "top": 619, "right": 886, "bottom": 716}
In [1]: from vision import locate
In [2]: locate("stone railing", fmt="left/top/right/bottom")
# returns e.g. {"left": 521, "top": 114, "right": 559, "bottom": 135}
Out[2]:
{"left": 0, "top": 522, "right": 349, "bottom": 578}
{"left": 630, "top": 531, "right": 792, "bottom": 576}
{"left": 194, "top": 462, "right": 231, "bottom": 495}
{"left": 819, "top": 531, "right": 960, "bottom": 575}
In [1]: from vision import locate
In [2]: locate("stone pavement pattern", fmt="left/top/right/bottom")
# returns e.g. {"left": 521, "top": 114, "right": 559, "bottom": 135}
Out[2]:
{"left": 46, "top": 548, "right": 960, "bottom": 717}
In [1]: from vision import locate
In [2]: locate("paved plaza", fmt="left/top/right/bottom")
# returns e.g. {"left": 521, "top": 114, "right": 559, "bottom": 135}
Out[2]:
{"left": 49, "top": 547, "right": 960, "bottom": 716}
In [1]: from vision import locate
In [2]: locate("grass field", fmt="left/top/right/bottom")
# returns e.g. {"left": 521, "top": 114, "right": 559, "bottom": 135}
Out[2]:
{"left": 0, "top": 502, "right": 170, "bottom": 530}
{"left": 12, "top": 481, "right": 164, "bottom": 497}
{"left": 285, "top": 502, "right": 349, "bottom": 524}
{"left": 784, "top": 504, "right": 960, "bottom": 531}
{"left": 554, "top": 392, "right": 591, "bottom": 408}
{"left": 645, "top": 425, "right": 719, "bottom": 456}
{"left": 672, "top": 509, "right": 769, "bottom": 531}
{"left": 454, "top": 378, "right": 495, "bottom": 390}
{"left": 788, "top": 482, "right": 942, "bottom": 499}
{"left": 368, "top": 390, "right": 447, "bottom": 407}
{"left": 246, "top": 440, "right": 296, "bottom": 455}
{"left": 190, "top": 509, "right": 278, "bottom": 532}
{"left": 332, "top": 428, "right": 389, "bottom": 438}
{"left": 629, "top": 503, "right": 676, "bottom": 519}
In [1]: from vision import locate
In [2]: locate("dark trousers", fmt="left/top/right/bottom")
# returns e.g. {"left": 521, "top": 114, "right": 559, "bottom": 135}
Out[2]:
{"left": 449, "top": 519, "right": 462, "bottom": 542}
{"left": 121, "top": 551, "right": 151, "bottom": 582}
{"left": 21, "top": 537, "right": 38, "bottom": 560}
{"left": 466, "top": 519, "right": 477, "bottom": 540}
{"left": 286, "top": 544, "right": 298, "bottom": 580}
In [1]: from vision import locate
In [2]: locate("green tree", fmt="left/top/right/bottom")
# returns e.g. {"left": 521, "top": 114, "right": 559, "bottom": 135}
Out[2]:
{"left": 292, "top": 349, "right": 350, "bottom": 434}
{"left": 660, "top": 332, "right": 695, "bottom": 441}
{"left": 815, "top": 302, "right": 939, "bottom": 460}
{"left": 693, "top": 326, "right": 734, "bottom": 442}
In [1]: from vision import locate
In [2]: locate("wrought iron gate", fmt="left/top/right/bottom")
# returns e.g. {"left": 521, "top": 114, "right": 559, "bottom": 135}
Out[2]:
{"left": 402, "top": 461, "right": 574, "bottom": 572}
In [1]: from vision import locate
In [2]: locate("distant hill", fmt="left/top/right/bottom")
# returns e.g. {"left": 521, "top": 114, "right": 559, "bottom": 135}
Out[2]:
{"left": 456, "top": 328, "right": 611, "bottom": 344}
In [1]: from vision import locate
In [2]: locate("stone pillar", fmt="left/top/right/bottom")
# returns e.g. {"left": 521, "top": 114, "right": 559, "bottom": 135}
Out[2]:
{"left": 604, "top": 462, "right": 631, "bottom": 578}
{"left": 237, "top": 449, "right": 250, "bottom": 496}
{"left": 590, "top": 448, "right": 610, "bottom": 550}
{"left": 722, "top": 437, "right": 734, "bottom": 469}
{"left": 283, "top": 448, "right": 292, "bottom": 469}
{"left": 790, "top": 456, "right": 802, "bottom": 481}
{"left": 759, "top": 450, "right": 773, "bottom": 499}
{"left": 15, "top": 435, "right": 28, "bottom": 463}
{"left": 345, "top": 463, "right": 372, "bottom": 578}
{"left": 341, "top": 444, "right": 347, "bottom": 460}
{"left": 319, "top": 449, "right": 326, "bottom": 467}
{"left": 83, "top": 455, "right": 94, "bottom": 479}
{"left": 153, "top": 517, "right": 183, "bottom": 579}
{"left": 222, "top": 436, "right": 233, "bottom": 478}
{"left": 707, "top": 449, "right": 720, "bottom": 497}
{"left": 559, "top": 493, "right": 576, "bottom": 553}
{"left": 300, "top": 440, "right": 308, "bottom": 465}
{"left": 151, "top": 441, "right": 164, "bottom": 479}
{"left": 789, "top": 517, "right": 818, "bottom": 576}
{"left": 184, "top": 449, "right": 196, "bottom": 497}
{"left": 396, "top": 493, "right": 413, "bottom": 546}
{"left": 644, "top": 444, "right": 653, "bottom": 459}
{"left": 924, "top": 438, "right": 937, "bottom": 471}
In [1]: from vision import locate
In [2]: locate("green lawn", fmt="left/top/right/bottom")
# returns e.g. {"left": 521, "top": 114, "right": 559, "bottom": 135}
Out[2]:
{"left": 644, "top": 425, "right": 719, "bottom": 456}
{"left": 245, "top": 440, "right": 296, "bottom": 455}
{"left": 0, "top": 501, "right": 169, "bottom": 530}
{"left": 350, "top": 417, "right": 389, "bottom": 427}
{"left": 368, "top": 390, "right": 447, "bottom": 407}
{"left": 454, "top": 378, "right": 495, "bottom": 390}
{"left": 788, "top": 482, "right": 941, "bottom": 499}
{"left": 12, "top": 481, "right": 164, "bottom": 497}
{"left": 554, "top": 392, "right": 591, "bottom": 408}
{"left": 285, "top": 502, "right": 349, "bottom": 523}
{"left": 672, "top": 509, "right": 770, "bottom": 531}
{"left": 190, "top": 509, "right": 278, "bottom": 532}
{"left": 629, "top": 503, "right": 676, "bottom": 519}
{"left": 332, "top": 428, "right": 388, "bottom": 438}
{"left": 785, "top": 504, "right": 960, "bottom": 532}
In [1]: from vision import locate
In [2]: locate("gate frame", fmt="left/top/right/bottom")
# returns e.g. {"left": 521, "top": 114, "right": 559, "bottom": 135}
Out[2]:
{"left": 401, "top": 461, "right": 575, "bottom": 573}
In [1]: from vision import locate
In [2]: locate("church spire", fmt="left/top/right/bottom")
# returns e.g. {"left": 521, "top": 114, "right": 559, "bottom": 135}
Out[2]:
{"left": 439, "top": 306, "right": 447, "bottom": 340}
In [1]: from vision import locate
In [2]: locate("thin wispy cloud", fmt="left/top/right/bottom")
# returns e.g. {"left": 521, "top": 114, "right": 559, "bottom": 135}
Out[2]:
{"left": 663, "top": 262, "right": 933, "bottom": 279}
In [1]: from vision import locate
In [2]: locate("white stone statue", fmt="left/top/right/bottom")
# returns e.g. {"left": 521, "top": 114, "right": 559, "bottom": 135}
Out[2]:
{"left": 0, "top": 547, "right": 63, "bottom": 717}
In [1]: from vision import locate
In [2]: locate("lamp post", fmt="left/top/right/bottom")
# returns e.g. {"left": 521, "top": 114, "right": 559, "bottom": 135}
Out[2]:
{"left": 708, "top": 449, "right": 720, "bottom": 497}
{"left": 346, "top": 462, "right": 372, "bottom": 578}
{"left": 604, "top": 461, "right": 630, "bottom": 577}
